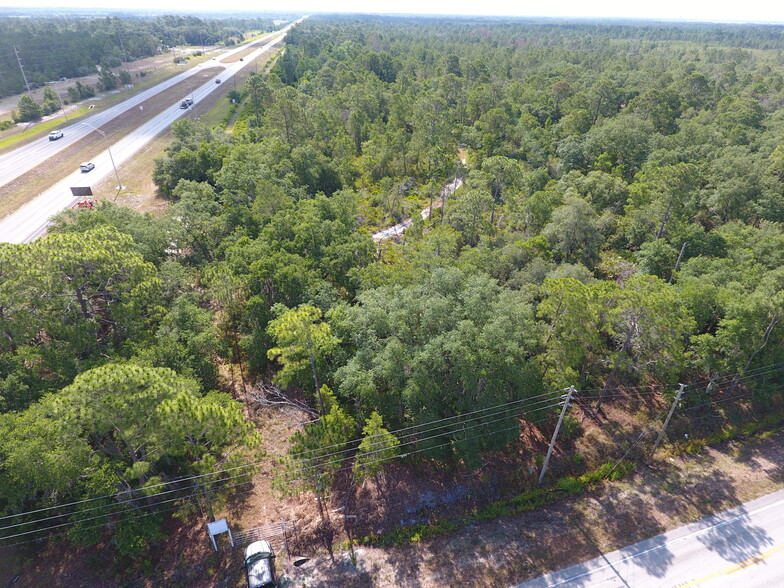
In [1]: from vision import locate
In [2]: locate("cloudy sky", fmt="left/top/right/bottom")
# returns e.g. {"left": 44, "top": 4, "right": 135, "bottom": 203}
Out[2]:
{"left": 0, "top": 0, "right": 782, "bottom": 23}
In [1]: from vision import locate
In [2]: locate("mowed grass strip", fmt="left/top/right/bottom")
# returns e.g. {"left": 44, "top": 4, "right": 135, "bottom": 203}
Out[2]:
{"left": 0, "top": 106, "right": 91, "bottom": 151}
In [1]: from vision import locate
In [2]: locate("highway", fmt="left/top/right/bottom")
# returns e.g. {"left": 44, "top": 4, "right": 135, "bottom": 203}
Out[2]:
{"left": 0, "top": 20, "right": 301, "bottom": 244}
{"left": 515, "top": 489, "right": 784, "bottom": 588}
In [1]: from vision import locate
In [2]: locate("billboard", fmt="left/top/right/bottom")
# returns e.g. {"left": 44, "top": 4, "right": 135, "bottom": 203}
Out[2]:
{"left": 70, "top": 187, "right": 93, "bottom": 197}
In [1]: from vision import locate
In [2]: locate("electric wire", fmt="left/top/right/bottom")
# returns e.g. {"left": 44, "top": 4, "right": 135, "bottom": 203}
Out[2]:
{"left": 3, "top": 366, "right": 782, "bottom": 544}
{"left": 2, "top": 411, "right": 538, "bottom": 550}
{"left": 0, "top": 394, "right": 567, "bottom": 536}
{"left": 0, "top": 401, "right": 562, "bottom": 544}
{"left": 2, "top": 369, "right": 776, "bottom": 537}
{"left": 0, "top": 388, "right": 566, "bottom": 526}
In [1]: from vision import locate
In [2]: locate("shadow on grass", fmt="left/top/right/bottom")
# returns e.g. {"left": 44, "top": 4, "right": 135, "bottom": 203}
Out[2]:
{"left": 731, "top": 432, "right": 784, "bottom": 484}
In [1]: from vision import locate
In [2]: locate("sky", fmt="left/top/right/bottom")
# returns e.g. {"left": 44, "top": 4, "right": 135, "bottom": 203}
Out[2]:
{"left": 0, "top": 0, "right": 783, "bottom": 24}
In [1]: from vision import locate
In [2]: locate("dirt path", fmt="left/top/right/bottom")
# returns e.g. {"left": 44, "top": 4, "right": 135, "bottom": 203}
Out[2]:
{"left": 372, "top": 176, "right": 463, "bottom": 241}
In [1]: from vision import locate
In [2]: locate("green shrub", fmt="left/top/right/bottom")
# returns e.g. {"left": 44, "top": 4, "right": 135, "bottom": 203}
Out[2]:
{"left": 476, "top": 501, "right": 512, "bottom": 521}
{"left": 509, "top": 489, "right": 547, "bottom": 512}
{"left": 560, "top": 414, "right": 584, "bottom": 440}
{"left": 556, "top": 476, "right": 585, "bottom": 494}
{"left": 361, "top": 519, "right": 459, "bottom": 547}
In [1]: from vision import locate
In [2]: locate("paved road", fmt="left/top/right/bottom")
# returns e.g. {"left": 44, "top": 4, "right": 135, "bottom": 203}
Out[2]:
{"left": 0, "top": 21, "right": 301, "bottom": 244}
{"left": 0, "top": 31, "right": 279, "bottom": 190}
{"left": 515, "top": 489, "right": 784, "bottom": 588}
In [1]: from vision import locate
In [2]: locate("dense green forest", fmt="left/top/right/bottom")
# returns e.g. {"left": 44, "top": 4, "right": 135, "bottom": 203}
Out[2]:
{"left": 0, "top": 12, "right": 294, "bottom": 98}
{"left": 2, "top": 13, "right": 784, "bottom": 565}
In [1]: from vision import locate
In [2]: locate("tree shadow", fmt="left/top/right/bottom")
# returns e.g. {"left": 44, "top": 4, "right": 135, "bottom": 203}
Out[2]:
{"left": 694, "top": 505, "right": 774, "bottom": 565}
{"left": 572, "top": 490, "right": 674, "bottom": 581}
{"left": 730, "top": 433, "right": 784, "bottom": 483}
{"left": 510, "top": 515, "right": 609, "bottom": 587}
{"left": 344, "top": 544, "right": 426, "bottom": 588}
{"left": 642, "top": 461, "right": 741, "bottom": 524}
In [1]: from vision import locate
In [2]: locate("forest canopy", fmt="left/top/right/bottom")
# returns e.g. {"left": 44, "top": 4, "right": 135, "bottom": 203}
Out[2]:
{"left": 2, "top": 13, "right": 784, "bottom": 560}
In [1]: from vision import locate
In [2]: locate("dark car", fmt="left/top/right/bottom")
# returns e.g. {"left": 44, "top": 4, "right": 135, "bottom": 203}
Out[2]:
{"left": 244, "top": 540, "right": 277, "bottom": 588}
{"left": 215, "top": 79, "right": 221, "bottom": 84}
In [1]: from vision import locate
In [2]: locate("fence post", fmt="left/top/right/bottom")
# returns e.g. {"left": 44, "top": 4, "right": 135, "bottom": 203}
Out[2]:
{"left": 281, "top": 521, "right": 290, "bottom": 560}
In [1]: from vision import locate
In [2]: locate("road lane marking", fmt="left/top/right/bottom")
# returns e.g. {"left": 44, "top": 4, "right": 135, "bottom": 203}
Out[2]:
{"left": 533, "top": 491, "right": 784, "bottom": 587}
{"left": 678, "top": 543, "right": 784, "bottom": 587}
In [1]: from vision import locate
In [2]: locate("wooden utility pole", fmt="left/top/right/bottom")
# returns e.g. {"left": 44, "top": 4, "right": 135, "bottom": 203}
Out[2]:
{"left": 650, "top": 383, "right": 686, "bottom": 460}
{"left": 538, "top": 386, "right": 575, "bottom": 485}
{"left": 13, "top": 45, "right": 31, "bottom": 94}
{"left": 117, "top": 31, "right": 130, "bottom": 75}
{"left": 202, "top": 483, "right": 215, "bottom": 522}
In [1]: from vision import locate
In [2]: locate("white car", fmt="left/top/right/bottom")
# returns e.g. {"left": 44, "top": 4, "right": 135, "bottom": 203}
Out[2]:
{"left": 49, "top": 130, "right": 64, "bottom": 141}
{"left": 244, "top": 540, "right": 277, "bottom": 588}
{"left": 79, "top": 162, "right": 95, "bottom": 173}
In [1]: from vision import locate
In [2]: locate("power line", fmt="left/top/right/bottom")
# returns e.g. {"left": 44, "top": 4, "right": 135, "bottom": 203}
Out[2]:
{"left": 0, "top": 393, "right": 567, "bottom": 537}
{"left": 2, "top": 412, "right": 534, "bottom": 550}
{"left": 3, "top": 364, "right": 782, "bottom": 544}
{"left": 4, "top": 363, "right": 779, "bottom": 536}
{"left": 0, "top": 387, "right": 565, "bottom": 525}
{"left": 0, "top": 401, "right": 563, "bottom": 544}
{"left": 685, "top": 361, "right": 784, "bottom": 390}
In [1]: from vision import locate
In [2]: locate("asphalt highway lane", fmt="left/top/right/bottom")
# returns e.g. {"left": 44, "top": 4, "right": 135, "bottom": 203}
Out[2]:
{"left": 515, "top": 489, "right": 784, "bottom": 588}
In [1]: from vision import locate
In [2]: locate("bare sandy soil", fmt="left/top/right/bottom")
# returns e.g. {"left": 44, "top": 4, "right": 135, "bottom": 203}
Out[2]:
{"left": 286, "top": 431, "right": 784, "bottom": 588}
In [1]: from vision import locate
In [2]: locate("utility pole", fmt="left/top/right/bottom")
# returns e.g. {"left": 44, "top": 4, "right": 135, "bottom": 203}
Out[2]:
{"left": 202, "top": 483, "right": 215, "bottom": 522}
{"left": 81, "top": 122, "right": 123, "bottom": 196}
{"left": 117, "top": 31, "right": 130, "bottom": 75}
{"left": 333, "top": 506, "right": 357, "bottom": 564}
{"left": 538, "top": 386, "right": 575, "bottom": 485}
{"left": 54, "top": 86, "right": 69, "bottom": 126}
{"left": 13, "top": 45, "right": 31, "bottom": 94}
{"left": 650, "top": 383, "right": 686, "bottom": 460}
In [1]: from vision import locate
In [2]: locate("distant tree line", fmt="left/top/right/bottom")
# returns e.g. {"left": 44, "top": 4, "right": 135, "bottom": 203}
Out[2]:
{"left": 0, "top": 13, "right": 295, "bottom": 98}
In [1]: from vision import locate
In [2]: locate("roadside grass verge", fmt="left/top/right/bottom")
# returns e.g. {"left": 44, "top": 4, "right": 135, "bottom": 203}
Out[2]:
{"left": 0, "top": 106, "right": 90, "bottom": 150}
{"left": 676, "top": 411, "right": 784, "bottom": 455}
{"left": 208, "top": 46, "right": 281, "bottom": 130}
{"left": 357, "top": 404, "right": 784, "bottom": 551}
